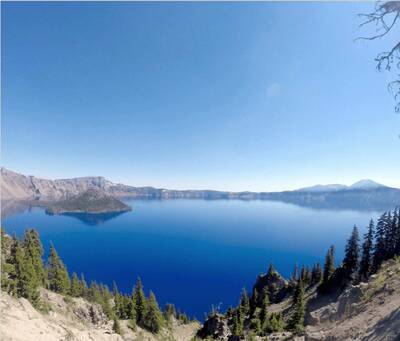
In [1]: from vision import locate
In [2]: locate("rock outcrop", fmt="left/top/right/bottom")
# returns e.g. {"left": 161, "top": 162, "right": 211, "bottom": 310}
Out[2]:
{"left": 197, "top": 314, "right": 230, "bottom": 340}
{"left": 252, "top": 265, "right": 289, "bottom": 304}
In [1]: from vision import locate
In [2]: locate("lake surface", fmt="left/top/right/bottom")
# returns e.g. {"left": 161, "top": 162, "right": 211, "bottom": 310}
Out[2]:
{"left": 2, "top": 199, "right": 381, "bottom": 319}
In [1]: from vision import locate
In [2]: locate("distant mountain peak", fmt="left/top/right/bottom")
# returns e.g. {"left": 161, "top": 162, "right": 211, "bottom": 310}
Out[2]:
{"left": 297, "top": 184, "right": 348, "bottom": 193}
{"left": 349, "top": 179, "right": 385, "bottom": 190}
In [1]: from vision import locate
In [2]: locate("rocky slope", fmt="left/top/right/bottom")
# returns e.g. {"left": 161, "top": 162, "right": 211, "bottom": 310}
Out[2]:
{"left": 0, "top": 288, "right": 200, "bottom": 341}
{"left": 197, "top": 259, "right": 400, "bottom": 341}
{"left": 305, "top": 258, "right": 400, "bottom": 341}
{"left": 2, "top": 168, "right": 399, "bottom": 211}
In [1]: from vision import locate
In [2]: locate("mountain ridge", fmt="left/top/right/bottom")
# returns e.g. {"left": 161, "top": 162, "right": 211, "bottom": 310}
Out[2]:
{"left": 1, "top": 168, "right": 399, "bottom": 211}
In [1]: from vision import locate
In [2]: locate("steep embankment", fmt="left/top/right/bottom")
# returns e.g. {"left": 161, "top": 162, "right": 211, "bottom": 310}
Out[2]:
{"left": 305, "top": 258, "right": 400, "bottom": 341}
{"left": 0, "top": 289, "right": 200, "bottom": 341}
{"left": 196, "top": 259, "right": 400, "bottom": 341}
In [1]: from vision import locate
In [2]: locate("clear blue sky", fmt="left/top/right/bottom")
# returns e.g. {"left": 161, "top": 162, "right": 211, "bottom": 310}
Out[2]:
{"left": 2, "top": 2, "right": 399, "bottom": 191}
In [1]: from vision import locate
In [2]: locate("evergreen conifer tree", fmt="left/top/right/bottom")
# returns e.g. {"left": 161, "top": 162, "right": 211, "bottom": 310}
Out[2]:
{"left": 373, "top": 212, "right": 387, "bottom": 272}
{"left": 239, "top": 287, "right": 250, "bottom": 316}
{"left": 133, "top": 278, "right": 148, "bottom": 326}
{"left": 322, "top": 245, "right": 335, "bottom": 287}
{"left": 47, "top": 243, "right": 70, "bottom": 294}
{"left": 13, "top": 241, "right": 40, "bottom": 306}
{"left": 231, "top": 309, "right": 243, "bottom": 337}
{"left": 79, "top": 273, "right": 88, "bottom": 298}
{"left": 143, "top": 291, "right": 164, "bottom": 333}
{"left": 359, "top": 220, "right": 374, "bottom": 282}
{"left": 70, "top": 272, "right": 81, "bottom": 297}
{"left": 289, "top": 279, "right": 305, "bottom": 333}
{"left": 311, "top": 263, "right": 322, "bottom": 285}
{"left": 342, "top": 226, "right": 360, "bottom": 282}
{"left": 1, "top": 228, "right": 15, "bottom": 293}
{"left": 164, "top": 303, "right": 176, "bottom": 322}
{"left": 23, "top": 229, "right": 46, "bottom": 287}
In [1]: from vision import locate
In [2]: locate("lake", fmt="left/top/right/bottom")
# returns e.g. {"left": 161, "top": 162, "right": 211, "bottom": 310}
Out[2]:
{"left": 2, "top": 199, "right": 381, "bottom": 320}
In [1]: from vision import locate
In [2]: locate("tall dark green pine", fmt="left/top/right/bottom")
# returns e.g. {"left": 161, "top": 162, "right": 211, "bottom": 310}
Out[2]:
{"left": 358, "top": 220, "right": 374, "bottom": 282}
{"left": 143, "top": 291, "right": 164, "bottom": 333}
{"left": 231, "top": 309, "right": 243, "bottom": 337}
{"left": 239, "top": 287, "right": 250, "bottom": 316}
{"left": 342, "top": 226, "right": 360, "bottom": 282}
{"left": 133, "top": 278, "right": 148, "bottom": 326}
{"left": 23, "top": 229, "right": 47, "bottom": 287}
{"left": 311, "top": 263, "right": 322, "bottom": 285}
{"left": 70, "top": 272, "right": 81, "bottom": 296}
{"left": 387, "top": 210, "right": 398, "bottom": 259}
{"left": 288, "top": 279, "right": 305, "bottom": 334}
{"left": 322, "top": 245, "right": 335, "bottom": 287}
{"left": 1, "top": 228, "right": 16, "bottom": 293}
{"left": 79, "top": 273, "right": 88, "bottom": 298}
{"left": 395, "top": 208, "right": 400, "bottom": 255}
{"left": 47, "top": 243, "right": 70, "bottom": 294}
{"left": 373, "top": 212, "right": 387, "bottom": 272}
{"left": 13, "top": 240, "right": 40, "bottom": 306}
{"left": 249, "top": 287, "right": 258, "bottom": 316}
{"left": 290, "top": 263, "right": 299, "bottom": 285}
{"left": 260, "top": 287, "right": 270, "bottom": 330}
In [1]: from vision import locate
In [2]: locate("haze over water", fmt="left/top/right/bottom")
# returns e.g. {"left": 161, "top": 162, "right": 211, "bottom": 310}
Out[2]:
{"left": 3, "top": 199, "right": 380, "bottom": 319}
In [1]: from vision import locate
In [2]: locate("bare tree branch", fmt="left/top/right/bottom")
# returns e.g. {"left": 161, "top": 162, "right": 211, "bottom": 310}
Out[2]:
{"left": 358, "top": 1, "right": 400, "bottom": 113}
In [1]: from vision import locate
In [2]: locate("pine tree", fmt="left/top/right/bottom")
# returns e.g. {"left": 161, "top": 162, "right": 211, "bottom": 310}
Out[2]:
{"left": 395, "top": 208, "right": 400, "bottom": 255}
{"left": 1, "top": 228, "right": 15, "bottom": 293}
{"left": 13, "top": 240, "right": 40, "bottom": 306}
{"left": 250, "top": 316, "right": 261, "bottom": 334}
{"left": 231, "top": 309, "right": 243, "bottom": 337}
{"left": 239, "top": 287, "right": 250, "bottom": 316}
{"left": 373, "top": 213, "right": 387, "bottom": 272}
{"left": 164, "top": 303, "right": 176, "bottom": 322}
{"left": 342, "top": 226, "right": 360, "bottom": 282}
{"left": 47, "top": 243, "right": 70, "bottom": 294}
{"left": 249, "top": 287, "right": 258, "bottom": 316}
{"left": 112, "top": 281, "right": 123, "bottom": 318}
{"left": 359, "top": 220, "right": 374, "bottom": 282}
{"left": 289, "top": 279, "right": 305, "bottom": 333}
{"left": 23, "top": 229, "right": 46, "bottom": 287}
{"left": 79, "top": 273, "right": 88, "bottom": 298}
{"left": 322, "top": 245, "right": 335, "bottom": 286}
{"left": 133, "top": 278, "right": 148, "bottom": 326}
{"left": 311, "top": 263, "right": 322, "bottom": 285}
{"left": 290, "top": 263, "right": 299, "bottom": 284}
{"left": 269, "top": 313, "right": 284, "bottom": 332}
{"left": 70, "top": 272, "right": 81, "bottom": 296}
{"left": 143, "top": 291, "right": 164, "bottom": 333}
{"left": 259, "top": 287, "right": 270, "bottom": 325}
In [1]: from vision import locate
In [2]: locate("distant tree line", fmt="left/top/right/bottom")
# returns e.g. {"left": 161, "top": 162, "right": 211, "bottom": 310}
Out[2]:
{"left": 0, "top": 228, "right": 193, "bottom": 335}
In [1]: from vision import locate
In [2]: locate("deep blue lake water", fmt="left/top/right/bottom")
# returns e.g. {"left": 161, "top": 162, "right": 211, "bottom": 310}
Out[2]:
{"left": 2, "top": 199, "right": 380, "bottom": 320}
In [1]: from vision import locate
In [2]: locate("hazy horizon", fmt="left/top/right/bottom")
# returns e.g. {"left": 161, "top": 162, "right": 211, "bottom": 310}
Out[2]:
{"left": 2, "top": 2, "right": 400, "bottom": 192}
